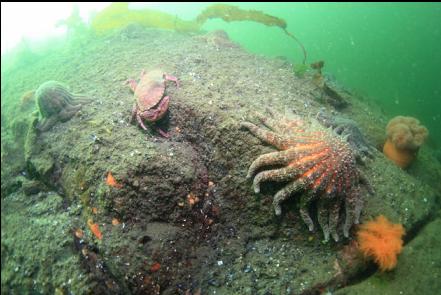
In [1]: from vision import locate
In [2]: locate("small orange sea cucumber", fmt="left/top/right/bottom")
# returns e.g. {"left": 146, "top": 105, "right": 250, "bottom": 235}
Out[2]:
{"left": 112, "top": 218, "right": 120, "bottom": 225}
{"left": 106, "top": 171, "right": 123, "bottom": 189}
{"left": 87, "top": 218, "right": 103, "bottom": 240}
{"left": 150, "top": 262, "right": 161, "bottom": 272}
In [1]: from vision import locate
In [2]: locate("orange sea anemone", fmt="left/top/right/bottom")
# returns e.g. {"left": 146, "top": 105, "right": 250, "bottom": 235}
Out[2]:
{"left": 356, "top": 215, "right": 405, "bottom": 271}
{"left": 383, "top": 116, "right": 428, "bottom": 168}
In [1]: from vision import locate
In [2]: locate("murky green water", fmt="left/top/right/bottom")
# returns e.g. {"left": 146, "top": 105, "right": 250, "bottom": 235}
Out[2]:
{"left": 167, "top": 2, "right": 441, "bottom": 146}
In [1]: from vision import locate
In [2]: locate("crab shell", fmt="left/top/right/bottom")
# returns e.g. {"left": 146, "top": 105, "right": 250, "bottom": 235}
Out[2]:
{"left": 134, "top": 69, "right": 168, "bottom": 113}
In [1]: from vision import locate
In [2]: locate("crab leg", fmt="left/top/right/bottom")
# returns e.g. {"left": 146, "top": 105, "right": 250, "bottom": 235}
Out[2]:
{"left": 130, "top": 103, "right": 137, "bottom": 123}
{"left": 156, "top": 127, "right": 170, "bottom": 138}
{"left": 163, "top": 73, "right": 180, "bottom": 88}
{"left": 126, "top": 79, "right": 138, "bottom": 92}
{"left": 136, "top": 113, "right": 148, "bottom": 131}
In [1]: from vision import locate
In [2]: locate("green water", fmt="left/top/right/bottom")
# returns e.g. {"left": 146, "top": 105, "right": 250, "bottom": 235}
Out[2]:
{"left": 149, "top": 2, "right": 441, "bottom": 146}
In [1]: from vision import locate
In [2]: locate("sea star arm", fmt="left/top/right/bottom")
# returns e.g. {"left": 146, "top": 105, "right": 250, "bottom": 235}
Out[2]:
{"left": 246, "top": 150, "right": 296, "bottom": 179}
{"left": 272, "top": 179, "right": 305, "bottom": 215}
{"left": 253, "top": 166, "right": 299, "bottom": 193}
{"left": 241, "top": 121, "right": 288, "bottom": 149}
{"left": 299, "top": 191, "right": 316, "bottom": 232}
{"left": 255, "top": 110, "right": 304, "bottom": 135}
{"left": 59, "top": 104, "right": 82, "bottom": 122}
{"left": 36, "top": 116, "right": 58, "bottom": 132}
{"left": 359, "top": 171, "right": 374, "bottom": 195}
{"left": 317, "top": 198, "right": 342, "bottom": 242}
{"left": 317, "top": 199, "right": 331, "bottom": 241}
{"left": 254, "top": 112, "right": 286, "bottom": 133}
{"left": 329, "top": 199, "right": 342, "bottom": 241}
{"left": 343, "top": 191, "right": 358, "bottom": 238}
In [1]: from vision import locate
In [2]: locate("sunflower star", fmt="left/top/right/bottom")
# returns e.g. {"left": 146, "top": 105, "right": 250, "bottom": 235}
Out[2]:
{"left": 241, "top": 110, "right": 373, "bottom": 241}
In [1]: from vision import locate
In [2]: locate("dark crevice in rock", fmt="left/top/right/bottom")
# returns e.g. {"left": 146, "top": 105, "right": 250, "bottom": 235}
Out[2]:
{"left": 403, "top": 201, "right": 440, "bottom": 245}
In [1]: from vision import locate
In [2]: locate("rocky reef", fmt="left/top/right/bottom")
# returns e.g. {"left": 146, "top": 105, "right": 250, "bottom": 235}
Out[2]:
{"left": 1, "top": 28, "right": 440, "bottom": 294}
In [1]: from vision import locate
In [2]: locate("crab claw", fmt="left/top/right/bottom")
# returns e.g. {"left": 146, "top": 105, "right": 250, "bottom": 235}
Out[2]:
{"left": 140, "top": 96, "right": 170, "bottom": 122}
{"left": 125, "top": 79, "right": 138, "bottom": 92}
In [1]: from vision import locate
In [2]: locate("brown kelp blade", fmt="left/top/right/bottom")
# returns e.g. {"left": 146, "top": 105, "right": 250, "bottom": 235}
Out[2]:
{"left": 91, "top": 3, "right": 200, "bottom": 34}
{"left": 283, "top": 29, "right": 308, "bottom": 64}
{"left": 196, "top": 4, "right": 307, "bottom": 64}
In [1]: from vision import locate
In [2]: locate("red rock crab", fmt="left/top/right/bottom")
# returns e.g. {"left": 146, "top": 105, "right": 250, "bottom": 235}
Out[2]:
{"left": 127, "top": 69, "right": 179, "bottom": 136}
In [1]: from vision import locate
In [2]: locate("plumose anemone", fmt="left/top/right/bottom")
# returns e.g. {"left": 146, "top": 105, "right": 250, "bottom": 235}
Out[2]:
{"left": 383, "top": 116, "right": 428, "bottom": 168}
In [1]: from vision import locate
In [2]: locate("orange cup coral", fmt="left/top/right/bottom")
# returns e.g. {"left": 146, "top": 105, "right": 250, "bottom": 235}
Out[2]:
{"left": 357, "top": 215, "right": 405, "bottom": 271}
{"left": 383, "top": 116, "right": 428, "bottom": 168}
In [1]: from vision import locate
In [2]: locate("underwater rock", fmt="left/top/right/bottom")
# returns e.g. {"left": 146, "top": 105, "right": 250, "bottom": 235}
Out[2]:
{"left": 0, "top": 176, "right": 25, "bottom": 198}
{"left": 10, "top": 116, "right": 31, "bottom": 141}
{"left": 22, "top": 179, "right": 47, "bottom": 196}
{"left": 111, "top": 141, "right": 208, "bottom": 223}
{"left": 35, "top": 81, "right": 89, "bottom": 132}
{"left": 322, "top": 79, "right": 351, "bottom": 109}
{"left": 73, "top": 229, "right": 129, "bottom": 294}
{"left": 3, "top": 27, "right": 439, "bottom": 295}
{"left": 24, "top": 116, "right": 55, "bottom": 181}
{"left": 310, "top": 66, "right": 350, "bottom": 109}
{"left": 196, "top": 30, "right": 240, "bottom": 50}
{"left": 19, "top": 90, "right": 36, "bottom": 112}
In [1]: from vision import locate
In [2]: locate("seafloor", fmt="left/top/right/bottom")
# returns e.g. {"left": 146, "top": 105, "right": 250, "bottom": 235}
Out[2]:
{"left": 1, "top": 26, "right": 441, "bottom": 295}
